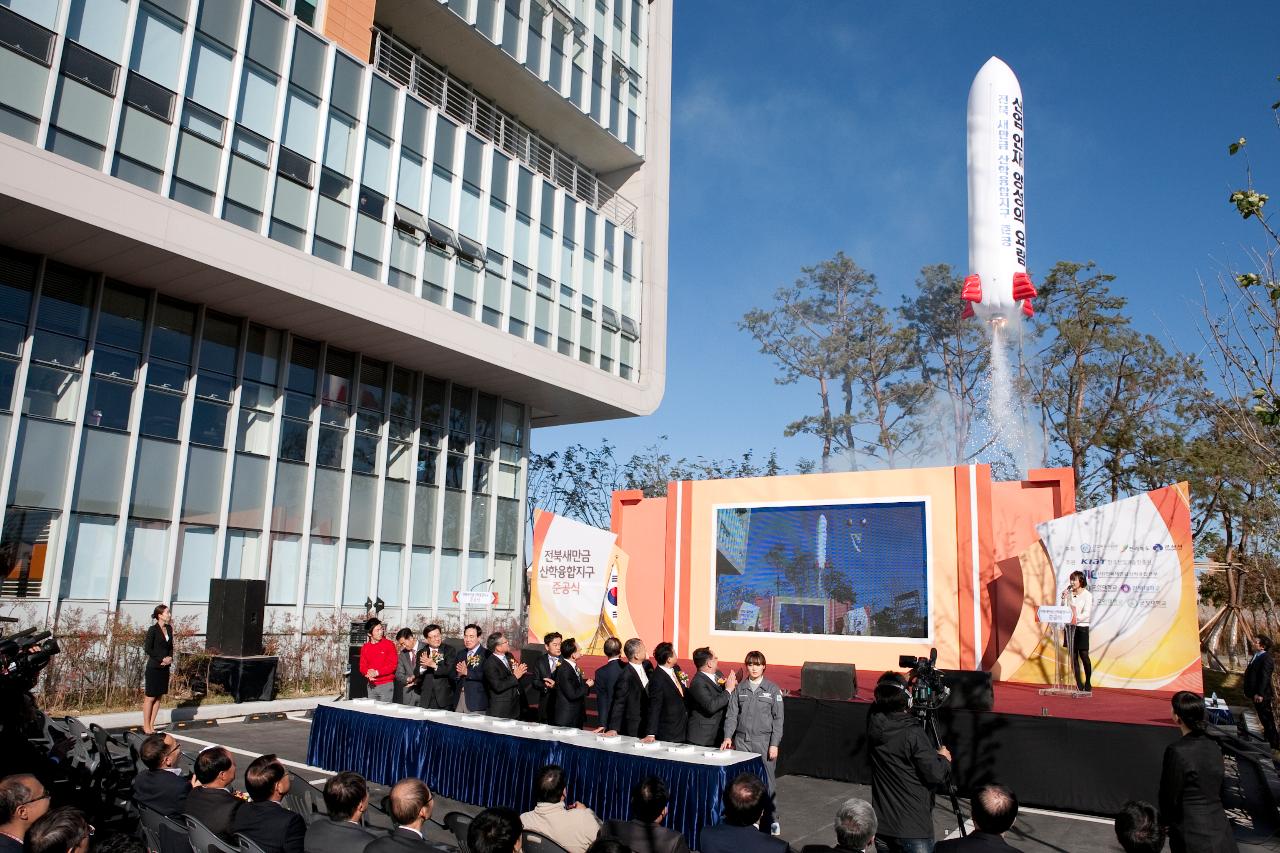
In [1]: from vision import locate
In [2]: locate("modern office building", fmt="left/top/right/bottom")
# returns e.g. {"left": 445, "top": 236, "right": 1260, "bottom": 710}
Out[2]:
{"left": 0, "top": 0, "right": 670, "bottom": 635}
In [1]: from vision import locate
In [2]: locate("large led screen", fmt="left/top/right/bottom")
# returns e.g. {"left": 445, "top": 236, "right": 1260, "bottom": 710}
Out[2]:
{"left": 713, "top": 500, "right": 929, "bottom": 639}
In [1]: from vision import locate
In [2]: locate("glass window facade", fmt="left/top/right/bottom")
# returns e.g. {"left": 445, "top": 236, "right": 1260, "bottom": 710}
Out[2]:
{"left": 0, "top": 245, "right": 528, "bottom": 620}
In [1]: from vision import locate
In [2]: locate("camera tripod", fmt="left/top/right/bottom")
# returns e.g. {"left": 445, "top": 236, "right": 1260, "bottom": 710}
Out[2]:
{"left": 919, "top": 708, "right": 967, "bottom": 838}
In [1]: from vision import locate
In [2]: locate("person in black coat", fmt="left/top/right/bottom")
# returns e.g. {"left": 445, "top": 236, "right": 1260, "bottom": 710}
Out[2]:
{"left": 596, "top": 777, "right": 690, "bottom": 853}
{"left": 550, "top": 638, "right": 594, "bottom": 729}
{"left": 364, "top": 779, "right": 452, "bottom": 853}
{"left": 529, "top": 632, "right": 563, "bottom": 723}
{"left": 184, "top": 746, "right": 242, "bottom": 841}
{"left": 142, "top": 604, "right": 174, "bottom": 733}
{"left": 1158, "top": 691, "right": 1239, "bottom": 853}
{"left": 699, "top": 774, "right": 789, "bottom": 853}
{"left": 481, "top": 632, "right": 528, "bottom": 719}
{"left": 132, "top": 734, "right": 191, "bottom": 817}
{"left": 935, "top": 784, "right": 1023, "bottom": 851}
{"left": 415, "top": 625, "right": 458, "bottom": 710}
{"left": 232, "top": 755, "right": 307, "bottom": 853}
{"left": 606, "top": 638, "right": 651, "bottom": 737}
{"left": 868, "top": 678, "right": 952, "bottom": 850}
{"left": 303, "top": 772, "right": 375, "bottom": 853}
{"left": 1243, "top": 635, "right": 1278, "bottom": 750}
{"left": 593, "top": 638, "right": 624, "bottom": 731}
{"left": 686, "top": 647, "right": 737, "bottom": 747}
{"left": 643, "top": 642, "right": 688, "bottom": 744}
{"left": 453, "top": 624, "right": 489, "bottom": 713}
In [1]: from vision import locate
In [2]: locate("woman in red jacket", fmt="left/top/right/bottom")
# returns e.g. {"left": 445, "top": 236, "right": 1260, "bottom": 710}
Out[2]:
{"left": 358, "top": 618, "right": 397, "bottom": 701}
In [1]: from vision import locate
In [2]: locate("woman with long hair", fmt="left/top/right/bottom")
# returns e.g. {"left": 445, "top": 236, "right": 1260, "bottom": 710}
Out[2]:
{"left": 142, "top": 604, "right": 173, "bottom": 733}
{"left": 1158, "top": 691, "right": 1238, "bottom": 853}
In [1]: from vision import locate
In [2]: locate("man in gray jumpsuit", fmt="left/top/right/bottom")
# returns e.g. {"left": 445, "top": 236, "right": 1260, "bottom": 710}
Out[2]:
{"left": 721, "top": 649, "right": 784, "bottom": 835}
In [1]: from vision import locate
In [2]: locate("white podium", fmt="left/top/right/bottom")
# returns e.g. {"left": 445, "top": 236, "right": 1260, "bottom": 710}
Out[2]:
{"left": 1036, "top": 605, "right": 1090, "bottom": 698}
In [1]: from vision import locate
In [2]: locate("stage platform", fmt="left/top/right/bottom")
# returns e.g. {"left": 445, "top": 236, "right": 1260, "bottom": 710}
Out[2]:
{"left": 573, "top": 654, "right": 1183, "bottom": 815}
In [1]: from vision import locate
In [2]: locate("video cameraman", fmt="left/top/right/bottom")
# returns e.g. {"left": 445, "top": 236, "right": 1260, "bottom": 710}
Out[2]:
{"left": 868, "top": 673, "right": 952, "bottom": 853}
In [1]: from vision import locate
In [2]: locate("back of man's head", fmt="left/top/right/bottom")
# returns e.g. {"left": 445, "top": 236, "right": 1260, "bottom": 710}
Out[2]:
{"left": 467, "top": 808, "right": 521, "bottom": 853}
{"left": 0, "top": 774, "right": 39, "bottom": 827}
{"left": 194, "top": 746, "right": 234, "bottom": 785}
{"left": 486, "top": 632, "right": 506, "bottom": 653}
{"left": 1259, "top": 635, "right": 1273, "bottom": 651}
{"left": 872, "top": 681, "right": 910, "bottom": 714}
{"left": 834, "top": 798, "right": 876, "bottom": 851}
{"left": 139, "top": 733, "right": 171, "bottom": 770}
{"left": 631, "top": 777, "right": 669, "bottom": 824}
{"left": 533, "top": 765, "right": 566, "bottom": 804}
{"left": 26, "top": 807, "right": 88, "bottom": 853}
{"left": 622, "top": 638, "right": 644, "bottom": 661}
{"left": 971, "top": 784, "right": 1018, "bottom": 835}
{"left": 323, "top": 772, "right": 368, "bottom": 822}
{"left": 1115, "top": 801, "right": 1165, "bottom": 853}
{"left": 389, "top": 778, "right": 431, "bottom": 826}
{"left": 722, "top": 773, "right": 767, "bottom": 827}
{"left": 653, "top": 642, "right": 675, "bottom": 667}
{"left": 244, "top": 754, "right": 285, "bottom": 802}
{"left": 603, "top": 637, "right": 621, "bottom": 658}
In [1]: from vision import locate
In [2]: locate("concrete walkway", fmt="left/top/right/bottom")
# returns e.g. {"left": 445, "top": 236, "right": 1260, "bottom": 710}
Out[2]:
{"left": 79, "top": 695, "right": 327, "bottom": 729}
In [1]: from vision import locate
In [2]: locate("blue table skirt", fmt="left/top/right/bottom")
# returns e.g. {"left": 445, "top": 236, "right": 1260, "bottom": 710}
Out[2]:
{"left": 307, "top": 704, "right": 768, "bottom": 847}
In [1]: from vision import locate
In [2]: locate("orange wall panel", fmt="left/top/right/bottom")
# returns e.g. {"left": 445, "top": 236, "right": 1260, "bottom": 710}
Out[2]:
{"left": 322, "top": 0, "right": 376, "bottom": 62}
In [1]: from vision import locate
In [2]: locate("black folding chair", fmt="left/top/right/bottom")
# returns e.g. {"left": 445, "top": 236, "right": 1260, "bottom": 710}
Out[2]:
{"left": 521, "top": 831, "right": 570, "bottom": 853}
{"left": 237, "top": 833, "right": 272, "bottom": 853}
{"left": 282, "top": 770, "right": 326, "bottom": 823}
{"left": 443, "top": 811, "right": 473, "bottom": 853}
{"left": 137, "top": 804, "right": 166, "bottom": 853}
{"left": 184, "top": 816, "right": 240, "bottom": 853}
{"left": 158, "top": 816, "right": 192, "bottom": 853}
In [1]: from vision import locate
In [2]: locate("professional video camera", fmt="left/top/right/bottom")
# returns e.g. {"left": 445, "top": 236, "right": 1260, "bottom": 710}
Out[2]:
{"left": 898, "top": 647, "right": 950, "bottom": 712}
{"left": 1, "top": 625, "right": 60, "bottom": 693}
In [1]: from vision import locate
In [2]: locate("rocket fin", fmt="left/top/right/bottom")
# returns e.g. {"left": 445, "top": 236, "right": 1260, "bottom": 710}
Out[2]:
{"left": 961, "top": 274, "right": 983, "bottom": 303}
{"left": 1012, "top": 272, "right": 1038, "bottom": 301}
{"left": 961, "top": 303, "right": 975, "bottom": 320}
{"left": 1021, "top": 299, "right": 1035, "bottom": 318}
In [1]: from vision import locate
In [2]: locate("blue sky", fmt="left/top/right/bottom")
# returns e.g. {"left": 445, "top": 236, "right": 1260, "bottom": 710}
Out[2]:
{"left": 540, "top": 2, "right": 1280, "bottom": 469}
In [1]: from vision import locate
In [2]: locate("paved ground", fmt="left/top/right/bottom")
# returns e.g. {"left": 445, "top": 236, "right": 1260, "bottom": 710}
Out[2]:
{"left": 155, "top": 714, "right": 1280, "bottom": 852}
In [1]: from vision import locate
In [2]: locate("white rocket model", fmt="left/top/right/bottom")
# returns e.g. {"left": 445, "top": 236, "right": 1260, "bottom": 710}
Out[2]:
{"left": 963, "top": 57, "right": 1036, "bottom": 322}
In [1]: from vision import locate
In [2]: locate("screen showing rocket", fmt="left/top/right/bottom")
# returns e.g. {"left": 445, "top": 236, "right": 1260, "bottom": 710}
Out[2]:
{"left": 714, "top": 501, "right": 929, "bottom": 639}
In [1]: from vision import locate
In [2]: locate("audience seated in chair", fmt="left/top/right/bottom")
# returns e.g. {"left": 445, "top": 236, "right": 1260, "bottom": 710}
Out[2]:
{"left": 184, "top": 747, "right": 243, "bottom": 842}
{"left": 519, "top": 765, "right": 601, "bottom": 853}
{"left": 468, "top": 809, "right": 523, "bottom": 853}
{"left": 1114, "top": 801, "right": 1167, "bottom": 853}
{"left": 595, "top": 777, "right": 689, "bottom": 853}
{"left": 0, "top": 773, "right": 52, "bottom": 853}
{"left": 232, "top": 754, "right": 307, "bottom": 853}
{"left": 26, "top": 807, "right": 92, "bottom": 853}
{"left": 363, "top": 778, "right": 452, "bottom": 853}
{"left": 303, "top": 772, "right": 375, "bottom": 853}
{"left": 935, "top": 784, "right": 1022, "bottom": 852}
{"left": 132, "top": 734, "right": 192, "bottom": 817}
{"left": 799, "top": 798, "right": 876, "bottom": 853}
{"left": 698, "top": 774, "right": 787, "bottom": 853}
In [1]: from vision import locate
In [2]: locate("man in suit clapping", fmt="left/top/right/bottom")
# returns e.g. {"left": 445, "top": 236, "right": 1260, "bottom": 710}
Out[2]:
{"left": 686, "top": 647, "right": 738, "bottom": 747}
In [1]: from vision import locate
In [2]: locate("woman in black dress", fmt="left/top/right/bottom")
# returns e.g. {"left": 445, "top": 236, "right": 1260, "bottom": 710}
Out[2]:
{"left": 1158, "top": 690, "right": 1239, "bottom": 853}
{"left": 142, "top": 604, "right": 174, "bottom": 733}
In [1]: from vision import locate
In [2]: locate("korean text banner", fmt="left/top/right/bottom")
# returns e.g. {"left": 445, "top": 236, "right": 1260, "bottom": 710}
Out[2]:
{"left": 528, "top": 511, "right": 617, "bottom": 645}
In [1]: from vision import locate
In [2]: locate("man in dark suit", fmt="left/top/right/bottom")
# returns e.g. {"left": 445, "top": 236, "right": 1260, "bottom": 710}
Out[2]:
{"left": 643, "top": 642, "right": 688, "bottom": 744}
{"left": 699, "top": 774, "right": 788, "bottom": 853}
{"left": 1244, "top": 634, "right": 1278, "bottom": 750}
{"left": 935, "top": 784, "right": 1023, "bottom": 851}
{"left": 303, "top": 772, "right": 374, "bottom": 853}
{"left": 529, "top": 632, "right": 563, "bottom": 723}
{"left": 184, "top": 747, "right": 242, "bottom": 841}
{"left": 596, "top": 777, "right": 690, "bottom": 853}
{"left": 686, "top": 647, "right": 738, "bottom": 747}
{"left": 393, "top": 628, "right": 424, "bottom": 706}
{"left": 468, "top": 808, "right": 522, "bottom": 853}
{"left": 593, "top": 638, "right": 624, "bottom": 731}
{"left": 551, "top": 638, "right": 593, "bottom": 729}
{"left": 0, "top": 774, "right": 51, "bottom": 853}
{"left": 232, "top": 754, "right": 307, "bottom": 853}
{"left": 416, "top": 625, "right": 458, "bottom": 710}
{"left": 605, "top": 638, "right": 651, "bottom": 737}
{"left": 365, "top": 779, "right": 452, "bottom": 853}
{"left": 799, "top": 797, "right": 877, "bottom": 853}
{"left": 132, "top": 733, "right": 192, "bottom": 816}
{"left": 453, "top": 624, "right": 489, "bottom": 713}
{"left": 482, "top": 632, "right": 528, "bottom": 719}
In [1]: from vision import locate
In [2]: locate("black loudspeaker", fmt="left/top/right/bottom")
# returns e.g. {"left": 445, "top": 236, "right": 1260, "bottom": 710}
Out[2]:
{"left": 520, "top": 644, "right": 546, "bottom": 670}
{"left": 941, "top": 669, "right": 995, "bottom": 710}
{"left": 347, "top": 647, "right": 366, "bottom": 700}
{"left": 800, "top": 661, "right": 857, "bottom": 700}
{"left": 206, "top": 579, "right": 266, "bottom": 657}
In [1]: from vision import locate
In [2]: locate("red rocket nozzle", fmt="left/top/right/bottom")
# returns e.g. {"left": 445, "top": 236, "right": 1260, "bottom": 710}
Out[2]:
{"left": 961, "top": 303, "right": 975, "bottom": 320}
{"left": 961, "top": 274, "right": 983, "bottom": 303}
{"left": 1021, "top": 300, "right": 1035, "bottom": 318}
{"left": 1012, "top": 272, "right": 1037, "bottom": 301}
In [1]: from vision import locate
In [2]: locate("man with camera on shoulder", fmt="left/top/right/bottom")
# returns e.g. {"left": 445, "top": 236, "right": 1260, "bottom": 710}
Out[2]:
{"left": 868, "top": 673, "right": 952, "bottom": 853}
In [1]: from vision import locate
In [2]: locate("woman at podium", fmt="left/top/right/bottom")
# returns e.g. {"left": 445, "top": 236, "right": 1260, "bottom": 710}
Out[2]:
{"left": 1064, "top": 570, "right": 1093, "bottom": 692}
